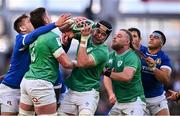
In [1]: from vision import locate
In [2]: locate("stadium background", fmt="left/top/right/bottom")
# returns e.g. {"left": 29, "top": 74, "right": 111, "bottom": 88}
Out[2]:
{"left": 0, "top": 0, "right": 179, "bottom": 114}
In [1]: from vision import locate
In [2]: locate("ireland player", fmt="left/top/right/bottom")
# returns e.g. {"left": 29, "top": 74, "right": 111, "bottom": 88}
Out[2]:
{"left": 19, "top": 7, "right": 75, "bottom": 115}
{"left": 60, "top": 20, "right": 112, "bottom": 115}
{"left": 103, "top": 29, "right": 146, "bottom": 116}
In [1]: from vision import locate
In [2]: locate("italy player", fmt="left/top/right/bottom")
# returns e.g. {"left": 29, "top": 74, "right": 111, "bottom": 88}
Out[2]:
{"left": 141, "top": 30, "right": 172, "bottom": 115}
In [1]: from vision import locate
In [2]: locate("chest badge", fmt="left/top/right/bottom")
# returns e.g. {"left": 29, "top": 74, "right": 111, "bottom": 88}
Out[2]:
{"left": 156, "top": 58, "right": 161, "bottom": 65}
{"left": 117, "top": 61, "right": 123, "bottom": 67}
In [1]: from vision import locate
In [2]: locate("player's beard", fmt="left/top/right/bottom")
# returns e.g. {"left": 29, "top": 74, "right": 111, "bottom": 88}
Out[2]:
{"left": 111, "top": 43, "right": 123, "bottom": 51}
{"left": 148, "top": 44, "right": 161, "bottom": 50}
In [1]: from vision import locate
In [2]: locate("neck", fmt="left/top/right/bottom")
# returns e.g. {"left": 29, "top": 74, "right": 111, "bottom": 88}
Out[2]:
{"left": 137, "top": 44, "right": 141, "bottom": 49}
{"left": 92, "top": 38, "right": 103, "bottom": 45}
{"left": 148, "top": 48, "right": 161, "bottom": 54}
{"left": 116, "top": 46, "right": 129, "bottom": 54}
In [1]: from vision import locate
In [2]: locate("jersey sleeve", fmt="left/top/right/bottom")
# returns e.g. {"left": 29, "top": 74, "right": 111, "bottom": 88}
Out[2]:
{"left": 23, "top": 23, "right": 56, "bottom": 46}
{"left": 90, "top": 47, "right": 109, "bottom": 65}
{"left": 124, "top": 53, "right": 140, "bottom": 71}
{"left": 105, "top": 51, "right": 114, "bottom": 69}
{"left": 161, "top": 53, "right": 172, "bottom": 71}
{"left": 47, "top": 37, "right": 65, "bottom": 58}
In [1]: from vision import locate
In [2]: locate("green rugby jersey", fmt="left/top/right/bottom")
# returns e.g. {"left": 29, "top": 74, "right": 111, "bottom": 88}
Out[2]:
{"left": 107, "top": 49, "right": 145, "bottom": 103}
{"left": 65, "top": 39, "right": 109, "bottom": 92}
{"left": 25, "top": 31, "right": 62, "bottom": 84}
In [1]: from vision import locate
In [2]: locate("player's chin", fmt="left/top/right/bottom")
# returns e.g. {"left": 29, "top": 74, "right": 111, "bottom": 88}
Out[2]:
{"left": 148, "top": 44, "right": 154, "bottom": 48}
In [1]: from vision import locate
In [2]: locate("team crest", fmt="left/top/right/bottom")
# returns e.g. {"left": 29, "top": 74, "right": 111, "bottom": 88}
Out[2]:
{"left": 155, "top": 58, "right": 161, "bottom": 65}
{"left": 109, "top": 59, "right": 113, "bottom": 64}
{"left": 117, "top": 61, "right": 123, "bottom": 67}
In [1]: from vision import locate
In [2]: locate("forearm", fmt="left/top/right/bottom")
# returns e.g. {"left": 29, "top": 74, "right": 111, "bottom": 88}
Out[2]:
{"left": 77, "top": 41, "right": 89, "bottom": 67}
{"left": 153, "top": 68, "right": 170, "bottom": 85}
{"left": 62, "top": 59, "right": 76, "bottom": 69}
{"left": 110, "top": 72, "right": 132, "bottom": 82}
{"left": 103, "top": 76, "right": 114, "bottom": 96}
{"left": 24, "top": 23, "right": 56, "bottom": 45}
{"left": 57, "top": 52, "right": 75, "bottom": 69}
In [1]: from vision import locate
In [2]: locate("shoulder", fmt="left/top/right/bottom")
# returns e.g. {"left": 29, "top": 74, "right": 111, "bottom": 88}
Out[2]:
{"left": 15, "top": 34, "right": 26, "bottom": 49}
{"left": 92, "top": 44, "right": 109, "bottom": 55}
{"left": 158, "top": 50, "right": 170, "bottom": 59}
{"left": 124, "top": 50, "right": 140, "bottom": 63}
{"left": 140, "top": 45, "right": 148, "bottom": 53}
{"left": 109, "top": 51, "right": 115, "bottom": 56}
{"left": 15, "top": 34, "right": 24, "bottom": 40}
{"left": 98, "top": 44, "right": 109, "bottom": 52}
{"left": 126, "top": 50, "right": 138, "bottom": 58}
{"left": 140, "top": 45, "right": 147, "bottom": 51}
{"left": 39, "top": 31, "right": 59, "bottom": 39}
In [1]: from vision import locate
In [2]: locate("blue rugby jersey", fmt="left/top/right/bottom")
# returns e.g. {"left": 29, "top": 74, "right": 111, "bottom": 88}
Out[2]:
{"left": 141, "top": 48, "right": 172, "bottom": 98}
{"left": 2, "top": 23, "right": 56, "bottom": 89}
{"left": 140, "top": 45, "right": 147, "bottom": 52}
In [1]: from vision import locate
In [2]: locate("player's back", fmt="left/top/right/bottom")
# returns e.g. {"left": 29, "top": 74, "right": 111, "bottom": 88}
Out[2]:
{"left": 25, "top": 31, "right": 60, "bottom": 84}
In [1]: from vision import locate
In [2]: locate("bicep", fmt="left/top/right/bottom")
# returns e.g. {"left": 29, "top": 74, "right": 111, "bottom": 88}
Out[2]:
{"left": 56, "top": 52, "right": 69, "bottom": 65}
{"left": 90, "top": 49, "right": 108, "bottom": 65}
{"left": 83, "top": 54, "right": 96, "bottom": 67}
{"left": 123, "top": 67, "right": 136, "bottom": 78}
{"left": 54, "top": 48, "right": 72, "bottom": 68}
{"left": 160, "top": 67, "right": 172, "bottom": 76}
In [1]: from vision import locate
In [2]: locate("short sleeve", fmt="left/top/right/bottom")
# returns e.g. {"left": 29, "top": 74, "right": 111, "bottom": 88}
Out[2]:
{"left": 47, "top": 37, "right": 65, "bottom": 58}
{"left": 90, "top": 47, "right": 109, "bottom": 65}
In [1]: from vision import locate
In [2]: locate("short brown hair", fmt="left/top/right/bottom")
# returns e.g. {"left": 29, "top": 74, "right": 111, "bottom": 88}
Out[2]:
{"left": 13, "top": 14, "right": 29, "bottom": 33}
{"left": 30, "top": 7, "right": 46, "bottom": 29}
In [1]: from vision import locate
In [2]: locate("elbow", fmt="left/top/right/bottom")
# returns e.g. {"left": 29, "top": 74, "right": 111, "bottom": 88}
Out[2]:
{"left": 163, "top": 76, "right": 170, "bottom": 85}
{"left": 62, "top": 61, "right": 72, "bottom": 69}
{"left": 124, "top": 76, "right": 133, "bottom": 82}
{"left": 76, "top": 59, "right": 87, "bottom": 68}
{"left": 76, "top": 62, "right": 86, "bottom": 68}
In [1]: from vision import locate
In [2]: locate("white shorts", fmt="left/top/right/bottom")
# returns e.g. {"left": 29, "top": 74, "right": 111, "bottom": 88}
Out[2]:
{"left": 145, "top": 92, "right": 169, "bottom": 115}
{"left": 20, "top": 78, "right": 56, "bottom": 107}
{"left": 109, "top": 97, "right": 146, "bottom": 116}
{"left": 0, "top": 83, "right": 20, "bottom": 113}
{"left": 59, "top": 89, "right": 99, "bottom": 115}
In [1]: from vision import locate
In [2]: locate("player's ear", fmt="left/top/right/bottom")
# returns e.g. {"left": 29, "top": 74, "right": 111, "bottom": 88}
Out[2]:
{"left": 19, "top": 26, "right": 26, "bottom": 32}
{"left": 43, "top": 17, "right": 49, "bottom": 24}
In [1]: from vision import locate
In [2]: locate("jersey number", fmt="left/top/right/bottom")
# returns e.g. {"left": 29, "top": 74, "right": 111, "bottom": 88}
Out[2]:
{"left": 30, "top": 42, "right": 36, "bottom": 62}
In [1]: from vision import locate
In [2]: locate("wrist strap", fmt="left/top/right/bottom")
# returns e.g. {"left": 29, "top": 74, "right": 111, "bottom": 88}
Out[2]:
{"left": 81, "top": 35, "right": 90, "bottom": 42}
{"left": 80, "top": 43, "right": 87, "bottom": 48}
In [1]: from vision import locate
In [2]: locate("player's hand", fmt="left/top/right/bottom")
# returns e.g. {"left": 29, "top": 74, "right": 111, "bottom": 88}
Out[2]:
{"left": 80, "top": 24, "right": 92, "bottom": 42}
{"left": 109, "top": 93, "right": 116, "bottom": 105}
{"left": 166, "top": 90, "right": 178, "bottom": 101}
{"left": 61, "top": 32, "right": 74, "bottom": 46}
{"left": 61, "top": 33, "right": 69, "bottom": 46}
{"left": 146, "top": 57, "right": 156, "bottom": 71}
{"left": 81, "top": 24, "right": 92, "bottom": 36}
{"left": 55, "top": 13, "right": 71, "bottom": 27}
